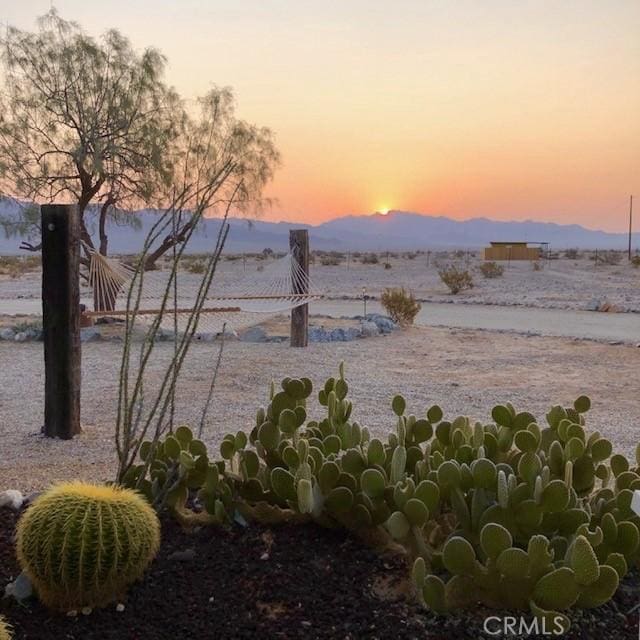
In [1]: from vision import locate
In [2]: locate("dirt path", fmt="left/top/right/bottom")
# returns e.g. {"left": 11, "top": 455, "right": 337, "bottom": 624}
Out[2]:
{"left": 313, "top": 300, "right": 640, "bottom": 343}
{"left": 1, "top": 327, "right": 638, "bottom": 492}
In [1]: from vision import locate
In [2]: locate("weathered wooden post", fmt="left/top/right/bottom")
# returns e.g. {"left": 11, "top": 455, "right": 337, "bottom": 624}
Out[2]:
{"left": 41, "top": 204, "right": 81, "bottom": 439}
{"left": 290, "top": 229, "right": 309, "bottom": 347}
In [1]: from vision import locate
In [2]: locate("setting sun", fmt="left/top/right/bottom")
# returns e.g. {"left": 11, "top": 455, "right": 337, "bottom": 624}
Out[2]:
{"left": 378, "top": 207, "right": 390, "bottom": 216}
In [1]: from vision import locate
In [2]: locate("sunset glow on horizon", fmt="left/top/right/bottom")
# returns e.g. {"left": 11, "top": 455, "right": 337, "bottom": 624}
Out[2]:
{"left": 4, "top": 1, "right": 640, "bottom": 232}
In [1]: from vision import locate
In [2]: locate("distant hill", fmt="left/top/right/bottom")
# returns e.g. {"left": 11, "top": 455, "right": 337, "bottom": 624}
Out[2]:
{"left": 0, "top": 203, "right": 636, "bottom": 254}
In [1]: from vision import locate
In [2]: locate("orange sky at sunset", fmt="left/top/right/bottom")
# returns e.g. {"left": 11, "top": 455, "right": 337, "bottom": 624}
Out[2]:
{"left": 5, "top": 1, "right": 640, "bottom": 231}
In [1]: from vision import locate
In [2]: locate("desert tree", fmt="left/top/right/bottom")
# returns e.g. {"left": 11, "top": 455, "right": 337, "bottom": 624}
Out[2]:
{"left": 0, "top": 10, "right": 178, "bottom": 260}
{"left": 0, "top": 11, "right": 279, "bottom": 308}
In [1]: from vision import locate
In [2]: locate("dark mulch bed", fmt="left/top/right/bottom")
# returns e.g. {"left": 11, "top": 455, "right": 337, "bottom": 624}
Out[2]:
{"left": 0, "top": 506, "right": 638, "bottom": 639}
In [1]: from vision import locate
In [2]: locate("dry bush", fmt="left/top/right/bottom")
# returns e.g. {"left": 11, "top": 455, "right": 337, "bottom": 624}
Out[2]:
{"left": 597, "top": 250, "right": 622, "bottom": 266}
{"left": 188, "top": 260, "right": 206, "bottom": 274}
{"left": 564, "top": 248, "right": 580, "bottom": 259}
{"left": 361, "top": 253, "right": 379, "bottom": 264}
{"left": 631, "top": 255, "right": 640, "bottom": 268}
{"left": 479, "top": 261, "right": 504, "bottom": 279}
{"left": 384, "top": 262, "right": 392, "bottom": 270}
{"left": 438, "top": 265, "right": 474, "bottom": 294}
{"left": 320, "top": 255, "right": 341, "bottom": 266}
{"left": 380, "top": 287, "right": 421, "bottom": 326}
{"left": 0, "top": 255, "right": 41, "bottom": 277}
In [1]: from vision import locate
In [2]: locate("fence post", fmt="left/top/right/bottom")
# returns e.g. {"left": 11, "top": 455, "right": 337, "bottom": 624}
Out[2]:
{"left": 41, "top": 204, "right": 81, "bottom": 439}
{"left": 290, "top": 229, "right": 309, "bottom": 347}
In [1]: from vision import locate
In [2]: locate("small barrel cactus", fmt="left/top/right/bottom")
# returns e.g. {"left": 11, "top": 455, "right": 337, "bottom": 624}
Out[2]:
{"left": 16, "top": 482, "right": 160, "bottom": 610}
{"left": 0, "top": 616, "right": 12, "bottom": 640}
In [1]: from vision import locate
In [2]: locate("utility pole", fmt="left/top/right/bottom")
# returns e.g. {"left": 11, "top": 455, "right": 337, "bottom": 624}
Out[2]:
{"left": 628, "top": 195, "right": 634, "bottom": 261}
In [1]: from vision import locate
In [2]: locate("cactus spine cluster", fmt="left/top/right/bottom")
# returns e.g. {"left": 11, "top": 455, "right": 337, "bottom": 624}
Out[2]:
{"left": 128, "top": 362, "right": 640, "bottom": 624}
{"left": 16, "top": 482, "right": 160, "bottom": 610}
{"left": 0, "top": 616, "right": 11, "bottom": 640}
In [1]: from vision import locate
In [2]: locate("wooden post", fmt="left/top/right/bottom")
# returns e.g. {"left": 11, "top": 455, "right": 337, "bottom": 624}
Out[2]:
{"left": 290, "top": 229, "right": 309, "bottom": 347}
{"left": 628, "top": 195, "right": 633, "bottom": 261}
{"left": 41, "top": 204, "right": 81, "bottom": 439}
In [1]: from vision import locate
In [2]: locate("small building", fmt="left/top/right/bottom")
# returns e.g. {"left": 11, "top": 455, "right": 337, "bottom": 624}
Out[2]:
{"left": 483, "top": 241, "right": 546, "bottom": 261}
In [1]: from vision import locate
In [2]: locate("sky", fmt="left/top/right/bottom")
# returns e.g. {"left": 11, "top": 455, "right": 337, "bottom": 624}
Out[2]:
{"left": 2, "top": 1, "right": 640, "bottom": 231}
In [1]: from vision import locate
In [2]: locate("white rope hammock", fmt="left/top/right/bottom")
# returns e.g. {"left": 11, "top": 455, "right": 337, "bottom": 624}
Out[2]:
{"left": 85, "top": 250, "right": 322, "bottom": 334}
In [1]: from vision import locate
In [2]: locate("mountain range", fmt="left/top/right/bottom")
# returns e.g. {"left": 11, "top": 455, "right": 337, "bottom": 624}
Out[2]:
{"left": 0, "top": 203, "right": 636, "bottom": 254}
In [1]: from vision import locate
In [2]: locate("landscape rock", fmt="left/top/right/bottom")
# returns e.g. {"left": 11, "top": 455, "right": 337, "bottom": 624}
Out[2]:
{"left": 13, "top": 332, "right": 27, "bottom": 342}
{"left": 24, "top": 327, "right": 43, "bottom": 340}
{"left": 239, "top": 326, "right": 268, "bottom": 343}
{"left": 585, "top": 298, "right": 601, "bottom": 311}
{"left": 80, "top": 328, "right": 102, "bottom": 343}
{"left": 194, "top": 332, "right": 216, "bottom": 342}
{"left": 168, "top": 548, "right": 196, "bottom": 562}
{"left": 0, "top": 489, "right": 24, "bottom": 510}
{"left": 0, "top": 328, "right": 15, "bottom": 341}
{"left": 365, "top": 313, "right": 397, "bottom": 334}
{"left": 359, "top": 320, "right": 380, "bottom": 338}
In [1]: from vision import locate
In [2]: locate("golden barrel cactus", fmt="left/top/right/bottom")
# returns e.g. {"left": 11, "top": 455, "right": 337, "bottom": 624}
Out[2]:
{"left": 16, "top": 482, "right": 160, "bottom": 610}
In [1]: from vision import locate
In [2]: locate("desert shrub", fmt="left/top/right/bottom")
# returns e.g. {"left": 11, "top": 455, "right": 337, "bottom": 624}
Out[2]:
{"left": 361, "top": 253, "right": 379, "bottom": 264}
{"left": 320, "top": 253, "right": 342, "bottom": 266}
{"left": 128, "top": 364, "right": 640, "bottom": 631}
{"left": 532, "top": 260, "right": 543, "bottom": 271}
{"left": 630, "top": 255, "right": 640, "bottom": 267}
{"left": 384, "top": 262, "right": 392, "bottom": 269}
{"left": 479, "top": 261, "right": 504, "bottom": 279}
{"left": 0, "top": 255, "right": 41, "bottom": 278}
{"left": 438, "top": 265, "right": 474, "bottom": 294}
{"left": 597, "top": 251, "right": 622, "bottom": 266}
{"left": 565, "top": 248, "right": 580, "bottom": 259}
{"left": 405, "top": 252, "right": 417, "bottom": 260}
{"left": 380, "top": 287, "right": 421, "bottom": 326}
{"left": 188, "top": 260, "right": 206, "bottom": 274}
{"left": 16, "top": 482, "right": 160, "bottom": 610}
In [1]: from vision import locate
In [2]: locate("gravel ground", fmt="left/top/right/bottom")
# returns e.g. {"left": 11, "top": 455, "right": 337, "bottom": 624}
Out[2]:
{"left": 2, "top": 254, "right": 639, "bottom": 313}
{"left": 1, "top": 326, "right": 638, "bottom": 492}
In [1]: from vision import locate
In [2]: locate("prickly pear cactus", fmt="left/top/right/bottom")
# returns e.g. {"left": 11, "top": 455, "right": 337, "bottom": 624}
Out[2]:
{"left": 123, "top": 363, "right": 640, "bottom": 623}
{"left": 122, "top": 426, "right": 234, "bottom": 525}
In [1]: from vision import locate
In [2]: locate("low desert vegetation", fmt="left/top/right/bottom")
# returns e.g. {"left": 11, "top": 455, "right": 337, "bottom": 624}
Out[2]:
{"left": 187, "top": 260, "right": 206, "bottom": 274}
{"left": 438, "top": 265, "right": 474, "bottom": 294}
{"left": 380, "top": 287, "right": 421, "bottom": 326}
{"left": 594, "top": 250, "right": 623, "bottom": 266}
{"left": 631, "top": 255, "right": 640, "bottom": 268}
{"left": 479, "top": 261, "right": 504, "bottom": 279}
{"left": 0, "top": 255, "right": 41, "bottom": 278}
{"left": 12, "top": 363, "right": 637, "bottom": 635}
{"left": 564, "top": 248, "right": 580, "bottom": 260}
{"left": 361, "top": 253, "right": 379, "bottom": 264}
